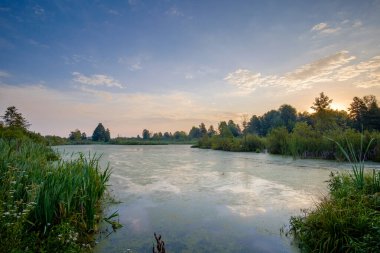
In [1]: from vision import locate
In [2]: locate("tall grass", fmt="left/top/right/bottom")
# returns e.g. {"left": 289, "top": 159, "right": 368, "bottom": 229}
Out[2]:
{"left": 288, "top": 136, "right": 380, "bottom": 252}
{"left": 330, "top": 135, "right": 374, "bottom": 190}
{"left": 0, "top": 138, "right": 113, "bottom": 252}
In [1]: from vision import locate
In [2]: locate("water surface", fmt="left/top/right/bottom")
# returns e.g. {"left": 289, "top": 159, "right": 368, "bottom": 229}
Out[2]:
{"left": 56, "top": 145, "right": 380, "bottom": 253}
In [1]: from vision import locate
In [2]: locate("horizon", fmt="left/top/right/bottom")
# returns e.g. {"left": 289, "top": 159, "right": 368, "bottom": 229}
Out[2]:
{"left": 1, "top": 0, "right": 380, "bottom": 138}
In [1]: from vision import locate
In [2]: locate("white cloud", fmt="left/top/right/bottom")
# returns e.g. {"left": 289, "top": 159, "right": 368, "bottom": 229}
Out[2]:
{"left": 311, "top": 22, "right": 340, "bottom": 34}
{"left": 311, "top": 22, "right": 328, "bottom": 31}
{"left": 352, "top": 20, "right": 363, "bottom": 28}
{"left": 72, "top": 72, "right": 123, "bottom": 88}
{"left": 226, "top": 52, "right": 380, "bottom": 93}
{"left": 33, "top": 5, "right": 45, "bottom": 16}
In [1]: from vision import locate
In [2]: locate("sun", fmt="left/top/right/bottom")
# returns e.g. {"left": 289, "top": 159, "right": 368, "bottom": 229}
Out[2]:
{"left": 330, "top": 102, "right": 348, "bottom": 111}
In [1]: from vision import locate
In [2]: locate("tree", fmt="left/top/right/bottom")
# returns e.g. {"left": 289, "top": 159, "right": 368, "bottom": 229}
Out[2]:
{"left": 173, "top": 131, "right": 187, "bottom": 140}
{"left": 227, "top": 120, "right": 241, "bottom": 137}
{"left": 261, "top": 110, "right": 282, "bottom": 136}
{"left": 311, "top": 92, "right": 332, "bottom": 112}
{"left": 2, "top": 106, "right": 30, "bottom": 129}
{"left": 218, "top": 121, "right": 233, "bottom": 138}
{"left": 69, "top": 129, "right": 82, "bottom": 141}
{"left": 142, "top": 129, "right": 151, "bottom": 140}
{"left": 247, "top": 115, "right": 262, "bottom": 135}
{"left": 207, "top": 125, "right": 216, "bottom": 137}
{"left": 348, "top": 95, "right": 380, "bottom": 130}
{"left": 105, "top": 128, "right": 111, "bottom": 142}
{"left": 199, "top": 123, "right": 207, "bottom": 137}
{"left": 189, "top": 126, "right": 202, "bottom": 139}
{"left": 163, "top": 132, "right": 171, "bottom": 139}
{"left": 279, "top": 104, "right": 297, "bottom": 132}
{"left": 92, "top": 123, "right": 107, "bottom": 141}
{"left": 81, "top": 132, "right": 87, "bottom": 140}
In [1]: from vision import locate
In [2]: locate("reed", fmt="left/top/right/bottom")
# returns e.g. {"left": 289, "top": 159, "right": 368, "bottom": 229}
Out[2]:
{"left": 288, "top": 136, "right": 380, "bottom": 252}
{"left": 0, "top": 138, "right": 114, "bottom": 252}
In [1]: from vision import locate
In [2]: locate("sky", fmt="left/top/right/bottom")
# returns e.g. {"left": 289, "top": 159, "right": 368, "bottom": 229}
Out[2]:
{"left": 0, "top": 0, "right": 380, "bottom": 137}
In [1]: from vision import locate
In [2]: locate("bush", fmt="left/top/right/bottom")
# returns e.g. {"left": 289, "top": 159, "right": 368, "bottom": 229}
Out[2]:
{"left": 0, "top": 138, "right": 113, "bottom": 252}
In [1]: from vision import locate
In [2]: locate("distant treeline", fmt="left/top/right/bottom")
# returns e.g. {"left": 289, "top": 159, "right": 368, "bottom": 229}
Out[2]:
{"left": 194, "top": 92, "right": 380, "bottom": 162}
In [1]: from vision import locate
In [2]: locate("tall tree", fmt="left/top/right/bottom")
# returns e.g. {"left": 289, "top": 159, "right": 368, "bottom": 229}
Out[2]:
{"left": 227, "top": 120, "right": 241, "bottom": 137}
{"left": 142, "top": 129, "right": 151, "bottom": 140}
{"left": 279, "top": 104, "right": 297, "bottom": 132}
{"left": 247, "top": 115, "right": 262, "bottom": 135}
{"left": 311, "top": 92, "right": 332, "bottom": 112}
{"left": 348, "top": 95, "right": 380, "bottom": 130}
{"left": 92, "top": 123, "right": 107, "bottom": 141}
{"left": 69, "top": 129, "right": 82, "bottom": 141}
{"left": 105, "top": 128, "right": 111, "bottom": 142}
{"left": 189, "top": 126, "right": 202, "bottom": 139}
{"left": 2, "top": 106, "right": 30, "bottom": 129}
{"left": 218, "top": 121, "right": 233, "bottom": 138}
{"left": 207, "top": 125, "right": 216, "bottom": 137}
{"left": 348, "top": 96, "right": 367, "bottom": 129}
{"left": 199, "top": 123, "right": 207, "bottom": 137}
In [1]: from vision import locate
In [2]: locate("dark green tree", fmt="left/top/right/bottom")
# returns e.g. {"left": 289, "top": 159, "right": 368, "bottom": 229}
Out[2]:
{"left": 142, "top": 129, "right": 151, "bottom": 140}
{"left": 218, "top": 121, "right": 233, "bottom": 138}
{"left": 69, "top": 129, "right": 82, "bottom": 141}
{"left": 207, "top": 125, "right": 216, "bottom": 137}
{"left": 199, "top": 123, "right": 207, "bottom": 137}
{"left": 189, "top": 126, "right": 202, "bottom": 139}
{"left": 261, "top": 110, "right": 282, "bottom": 136}
{"left": 311, "top": 92, "right": 332, "bottom": 112}
{"left": 227, "top": 120, "right": 241, "bottom": 137}
{"left": 2, "top": 106, "right": 30, "bottom": 129}
{"left": 105, "top": 128, "right": 111, "bottom": 142}
{"left": 279, "top": 104, "right": 297, "bottom": 132}
{"left": 81, "top": 132, "right": 87, "bottom": 140}
{"left": 247, "top": 115, "right": 262, "bottom": 135}
{"left": 163, "top": 132, "right": 171, "bottom": 139}
{"left": 92, "top": 123, "right": 107, "bottom": 141}
{"left": 173, "top": 131, "right": 187, "bottom": 140}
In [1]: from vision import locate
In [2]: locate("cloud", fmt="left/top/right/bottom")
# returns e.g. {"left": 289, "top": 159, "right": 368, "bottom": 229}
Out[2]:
{"left": 118, "top": 56, "right": 146, "bottom": 71}
{"left": 128, "top": 0, "right": 139, "bottom": 6}
{"left": 352, "top": 20, "right": 362, "bottom": 28}
{"left": 0, "top": 84, "right": 236, "bottom": 136}
{"left": 28, "top": 39, "right": 49, "bottom": 48}
{"left": 311, "top": 22, "right": 340, "bottom": 34}
{"left": 0, "top": 70, "right": 10, "bottom": 78}
{"left": 224, "top": 70, "right": 268, "bottom": 92}
{"left": 311, "top": 22, "right": 328, "bottom": 31}
{"left": 72, "top": 72, "right": 123, "bottom": 88}
{"left": 107, "top": 9, "right": 120, "bottom": 15}
{"left": 33, "top": 5, "right": 45, "bottom": 16}
{"left": 166, "top": 7, "right": 184, "bottom": 17}
{"left": 226, "top": 51, "right": 380, "bottom": 93}
{"left": 63, "top": 54, "right": 97, "bottom": 65}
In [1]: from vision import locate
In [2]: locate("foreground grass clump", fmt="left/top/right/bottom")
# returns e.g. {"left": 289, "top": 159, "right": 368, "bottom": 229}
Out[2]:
{"left": 288, "top": 138, "right": 380, "bottom": 252}
{"left": 0, "top": 139, "right": 112, "bottom": 252}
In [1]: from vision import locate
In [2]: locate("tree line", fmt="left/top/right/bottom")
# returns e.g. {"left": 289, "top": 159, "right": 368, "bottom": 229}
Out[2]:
{"left": 195, "top": 93, "right": 380, "bottom": 161}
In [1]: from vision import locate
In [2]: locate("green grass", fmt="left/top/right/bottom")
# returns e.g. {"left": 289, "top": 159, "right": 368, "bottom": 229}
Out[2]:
{"left": 288, "top": 136, "right": 380, "bottom": 252}
{"left": 0, "top": 138, "right": 116, "bottom": 252}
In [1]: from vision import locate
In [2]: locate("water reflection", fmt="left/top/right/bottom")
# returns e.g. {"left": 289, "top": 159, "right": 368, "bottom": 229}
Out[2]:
{"left": 55, "top": 145, "right": 380, "bottom": 253}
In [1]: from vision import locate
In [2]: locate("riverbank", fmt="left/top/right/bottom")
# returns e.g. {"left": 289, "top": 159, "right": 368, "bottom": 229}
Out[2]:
{"left": 195, "top": 128, "right": 380, "bottom": 162}
{"left": 287, "top": 139, "right": 380, "bottom": 252}
{"left": 0, "top": 137, "right": 115, "bottom": 252}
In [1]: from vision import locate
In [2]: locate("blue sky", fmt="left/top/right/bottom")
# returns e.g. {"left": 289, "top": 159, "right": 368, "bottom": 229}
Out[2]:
{"left": 1, "top": 0, "right": 380, "bottom": 137}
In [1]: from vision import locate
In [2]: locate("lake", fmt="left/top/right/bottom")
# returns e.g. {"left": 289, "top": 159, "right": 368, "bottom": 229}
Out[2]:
{"left": 55, "top": 145, "right": 380, "bottom": 253}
